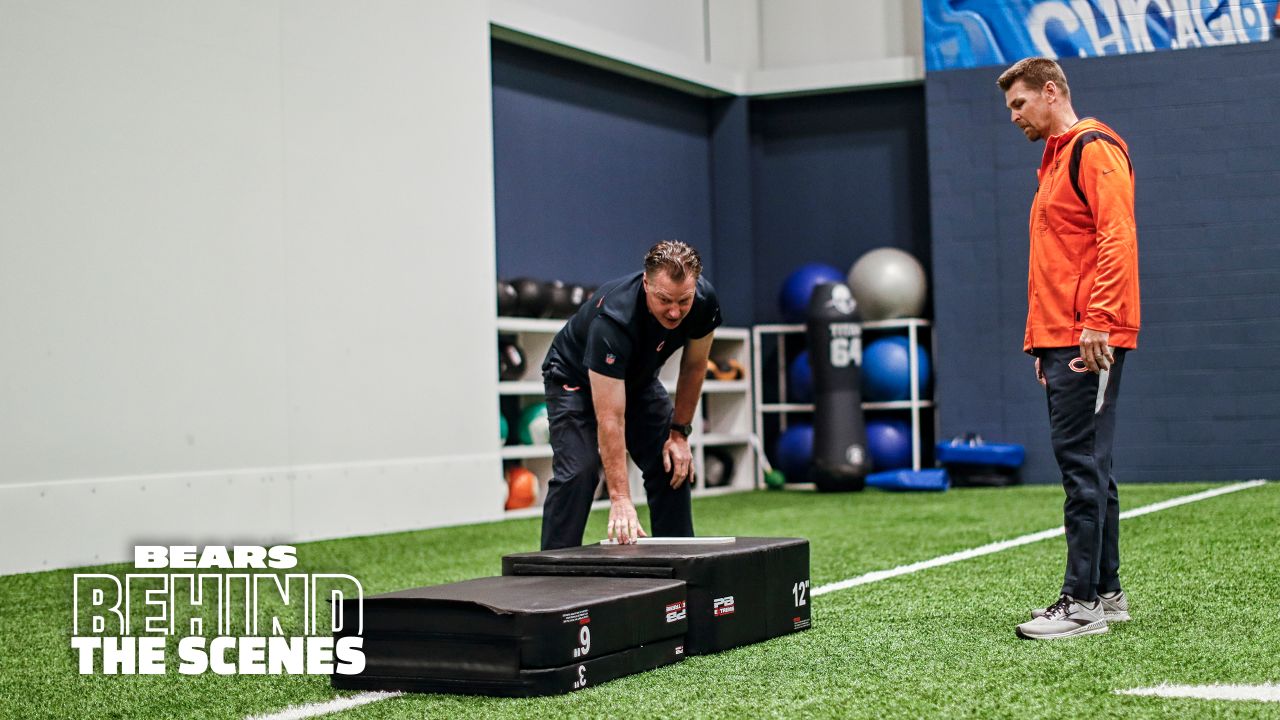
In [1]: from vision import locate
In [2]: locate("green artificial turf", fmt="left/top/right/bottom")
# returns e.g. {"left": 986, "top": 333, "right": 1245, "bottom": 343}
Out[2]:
{"left": 2, "top": 481, "right": 1276, "bottom": 719}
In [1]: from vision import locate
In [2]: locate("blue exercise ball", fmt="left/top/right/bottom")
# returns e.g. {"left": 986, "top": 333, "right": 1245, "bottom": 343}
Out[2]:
{"left": 775, "top": 423, "right": 814, "bottom": 482}
{"left": 867, "top": 418, "right": 913, "bottom": 470}
{"left": 862, "top": 336, "right": 931, "bottom": 402}
{"left": 787, "top": 351, "right": 814, "bottom": 404}
{"left": 778, "top": 263, "right": 846, "bottom": 322}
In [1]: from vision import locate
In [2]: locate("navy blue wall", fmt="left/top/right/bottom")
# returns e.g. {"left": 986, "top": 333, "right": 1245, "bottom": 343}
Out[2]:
{"left": 927, "top": 41, "right": 1280, "bottom": 484}
{"left": 493, "top": 41, "right": 932, "bottom": 328}
{"left": 750, "top": 88, "right": 933, "bottom": 323}
{"left": 491, "top": 40, "right": 715, "bottom": 294}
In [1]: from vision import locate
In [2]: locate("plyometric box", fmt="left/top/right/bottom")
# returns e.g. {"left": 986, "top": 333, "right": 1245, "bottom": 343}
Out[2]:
{"left": 503, "top": 537, "right": 811, "bottom": 655}
{"left": 333, "top": 575, "right": 687, "bottom": 696}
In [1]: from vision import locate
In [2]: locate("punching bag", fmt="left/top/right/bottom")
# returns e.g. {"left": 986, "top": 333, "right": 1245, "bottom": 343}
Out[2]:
{"left": 806, "top": 282, "right": 871, "bottom": 491}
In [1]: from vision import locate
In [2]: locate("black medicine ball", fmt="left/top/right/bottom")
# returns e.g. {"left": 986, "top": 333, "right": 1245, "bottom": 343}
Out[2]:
{"left": 498, "top": 337, "right": 527, "bottom": 381}
{"left": 511, "top": 278, "right": 548, "bottom": 318}
{"left": 497, "top": 280, "right": 518, "bottom": 317}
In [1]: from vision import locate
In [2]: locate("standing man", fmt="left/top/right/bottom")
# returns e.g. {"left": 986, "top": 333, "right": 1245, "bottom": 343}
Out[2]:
{"left": 539, "top": 240, "right": 720, "bottom": 549}
{"left": 998, "top": 58, "right": 1141, "bottom": 640}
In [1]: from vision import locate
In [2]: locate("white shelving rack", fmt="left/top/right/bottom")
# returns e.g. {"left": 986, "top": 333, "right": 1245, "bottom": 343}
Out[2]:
{"left": 498, "top": 318, "right": 756, "bottom": 517}
{"left": 751, "top": 319, "right": 936, "bottom": 487}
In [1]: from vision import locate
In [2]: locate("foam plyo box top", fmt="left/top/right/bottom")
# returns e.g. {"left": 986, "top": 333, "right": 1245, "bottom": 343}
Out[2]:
{"left": 502, "top": 537, "right": 811, "bottom": 655}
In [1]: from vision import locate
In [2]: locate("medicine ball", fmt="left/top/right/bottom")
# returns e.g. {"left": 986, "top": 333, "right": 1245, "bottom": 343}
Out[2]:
{"left": 703, "top": 448, "right": 735, "bottom": 488}
{"left": 862, "top": 336, "right": 931, "bottom": 402}
{"left": 778, "top": 264, "right": 846, "bottom": 323}
{"left": 497, "top": 279, "right": 518, "bottom": 317}
{"left": 866, "top": 418, "right": 913, "bottom": 470}
{"left": 544, "top": 280, "right": 576, "bottom": 318}
{"left": 787, "top": 351, "right": 814, "bottom": 403}
{"left": 775, "top": 423, "right": 814, "bottom": 483}
{"left": 518, "top": 402, "right": 550, "bottom": 445}
{"left": 709, "top": 357, "right": 745, "bottom": 381}
{"left": 567, "top": 284, "right": 590, "bottom": 314}
{"left": 498, "top": 337, "right": 526, "bottom": 381}
{"left": 504, "top": 466, "right": 538, "bottom": 510}
{"left": 511, "top": 277, "right": 548, "bottom": 318}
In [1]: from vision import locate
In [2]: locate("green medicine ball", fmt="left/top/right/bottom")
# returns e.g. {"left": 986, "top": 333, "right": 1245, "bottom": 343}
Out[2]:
{"left": 519, "top": 402, "right": 550, "bottom": 446}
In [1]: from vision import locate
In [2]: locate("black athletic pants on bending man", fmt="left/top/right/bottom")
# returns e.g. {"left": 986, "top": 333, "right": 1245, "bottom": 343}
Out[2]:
{"left": 540, "top": 378, "right": 694, "bottom": 550}
{"left": 1038, "top": 347, "right": 1128, "bottom": 602}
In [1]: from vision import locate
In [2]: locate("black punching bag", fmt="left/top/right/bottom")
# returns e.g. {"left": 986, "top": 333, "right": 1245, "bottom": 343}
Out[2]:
{"left": 806, "top": 282, "right": 870, "bottom": 491}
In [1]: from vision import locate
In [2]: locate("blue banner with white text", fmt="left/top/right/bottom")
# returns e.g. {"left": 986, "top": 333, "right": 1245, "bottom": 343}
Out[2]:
{"left": 925, "top": 0, "right": 1278, "bottom": 71}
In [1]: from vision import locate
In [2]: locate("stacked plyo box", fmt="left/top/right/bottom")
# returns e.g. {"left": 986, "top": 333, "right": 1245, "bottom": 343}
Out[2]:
{"left": 333, "top": 575, "right": 687, "bottom": 697}
{"left": 503, "top": 537, "right": 811, "bottom": 655}
{"left": 333, "top": 537, "right": 810, "bottom": 696}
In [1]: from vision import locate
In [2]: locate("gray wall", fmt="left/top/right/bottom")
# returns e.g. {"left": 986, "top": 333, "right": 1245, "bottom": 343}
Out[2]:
{"left": 927, "top": 41, "right": 1280, "bottom": 484}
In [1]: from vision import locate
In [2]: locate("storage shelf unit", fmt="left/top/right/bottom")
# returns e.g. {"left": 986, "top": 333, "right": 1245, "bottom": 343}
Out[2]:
{"left": 751, "top": 319, "right": 937, "bottom": 487}
{"left": 497, "top": 318, "right": 756, "bottom": 516}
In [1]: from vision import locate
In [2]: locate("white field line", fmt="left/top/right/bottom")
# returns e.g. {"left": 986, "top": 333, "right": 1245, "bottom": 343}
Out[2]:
{"left": 813, "top": 479, "right": 1266, "bottom": 597}
{"left": 1117, "top": 683, "right": 1280, "bottom": 702}
{"left": 244, "top": 692, "right": 402, "bottom": 720}
{"left": 248, "top": 480, "right": 1267, "bottom": 719}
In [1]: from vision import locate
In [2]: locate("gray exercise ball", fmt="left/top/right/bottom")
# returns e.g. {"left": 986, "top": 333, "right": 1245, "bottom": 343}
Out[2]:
{"left": 846, "top": 248, "right": 928, "bottom": 321}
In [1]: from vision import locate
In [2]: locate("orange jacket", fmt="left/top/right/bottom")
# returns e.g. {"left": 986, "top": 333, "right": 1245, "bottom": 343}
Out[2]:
{"left": 1024, "top": 118, "right": 1140, "bottom": 352}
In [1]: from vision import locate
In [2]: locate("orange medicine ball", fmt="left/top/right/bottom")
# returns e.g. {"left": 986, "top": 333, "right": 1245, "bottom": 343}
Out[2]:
{"left": 504, "top": 466, "right": 538, "bottom": 510}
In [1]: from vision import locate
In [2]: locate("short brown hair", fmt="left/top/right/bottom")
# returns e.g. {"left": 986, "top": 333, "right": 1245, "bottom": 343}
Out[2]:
{"left": 644, "top": 240, "right": 702, "bottom": 281}
{"left": 997, "top": 57, "right": 1070, "bottom": 98}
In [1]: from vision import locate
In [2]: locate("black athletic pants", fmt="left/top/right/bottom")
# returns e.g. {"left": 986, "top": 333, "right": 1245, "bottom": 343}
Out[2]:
{"left": 540, "top": 377, "right": 694, "bottom": 550}
{"left": 1038, "top": 347, "right": 1127, "bottom": 602}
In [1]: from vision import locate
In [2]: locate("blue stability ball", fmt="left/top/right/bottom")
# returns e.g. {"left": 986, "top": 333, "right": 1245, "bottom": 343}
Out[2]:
{"left": 862, "top": 336, "right": 932, "bottom": 402}
{"left": 787, "top": 351, "right": 814, "bottom": 404}
{"left": 778, "top": 264, "right": 846, "bottom": 322}
{"left": 775, "top": 423, "right": 814, "bottom": 482}
{"left": 866, "top": 418, "right": 913, "bottom": 470}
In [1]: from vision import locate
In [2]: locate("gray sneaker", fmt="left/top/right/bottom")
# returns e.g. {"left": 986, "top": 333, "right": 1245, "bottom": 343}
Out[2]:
{"left": 1031, "top": 589, "right": 1130, "bottom": 622}
{"left": 1016, "top": 595, "right": 1108, "bottom": 640}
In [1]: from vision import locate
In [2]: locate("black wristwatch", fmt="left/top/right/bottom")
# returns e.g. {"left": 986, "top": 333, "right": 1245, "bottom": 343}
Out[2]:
{"left": 671, "top": 422, "right": 693, "bottom": 438}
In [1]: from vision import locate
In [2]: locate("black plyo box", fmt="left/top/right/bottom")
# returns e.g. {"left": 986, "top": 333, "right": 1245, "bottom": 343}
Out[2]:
{"left": 333, "top": 575, "right": 687, "bottom": 696}
{"left": 503, "top": 537, "right": 811, "bottom": 655}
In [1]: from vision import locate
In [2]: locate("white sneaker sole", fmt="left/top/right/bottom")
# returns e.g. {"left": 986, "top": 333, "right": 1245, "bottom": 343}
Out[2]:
{"left": 1030, "top": 609, "right": 1130, "bottom": 622}
{"left": 1016, "top": 620, "right": 1109, "bottom": 640}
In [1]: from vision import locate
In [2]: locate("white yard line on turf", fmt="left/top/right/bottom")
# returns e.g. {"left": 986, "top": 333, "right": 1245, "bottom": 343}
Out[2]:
{"left": 1117, "top": 683, "right": 1280, "bottom": 702}
{"left": 245, "top": 692, "right": 402, "bottom": 720}
{"left": 247, "top": 479, "right": 1266, "bottom": 719}
{"left": 812, "top": 479, "right": 1266, "bottom": 597}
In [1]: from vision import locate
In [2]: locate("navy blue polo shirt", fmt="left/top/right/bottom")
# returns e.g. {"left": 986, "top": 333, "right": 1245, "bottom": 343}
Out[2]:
{"left": 542, "top": 271, "right": 721, "bottom": 389}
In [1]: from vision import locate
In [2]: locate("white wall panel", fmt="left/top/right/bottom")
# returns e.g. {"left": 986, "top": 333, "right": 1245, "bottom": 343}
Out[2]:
{"left": 491, "top": 0, "right": 925, "bottom": 93}
{"left": 0, "top": 0, "right": 502, "bottom": 575}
